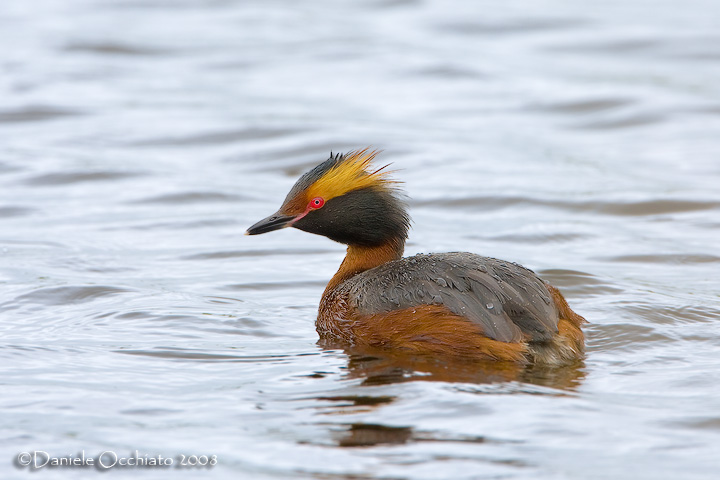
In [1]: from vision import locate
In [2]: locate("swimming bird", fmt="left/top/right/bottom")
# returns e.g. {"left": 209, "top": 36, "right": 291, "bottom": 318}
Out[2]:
{"left": 246, "top": 149, "right": 585, "bottom": 364}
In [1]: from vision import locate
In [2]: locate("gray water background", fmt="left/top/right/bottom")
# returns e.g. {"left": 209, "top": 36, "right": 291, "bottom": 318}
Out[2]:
{"left": 2, "top": 0, "right": 720, "bottom": 478}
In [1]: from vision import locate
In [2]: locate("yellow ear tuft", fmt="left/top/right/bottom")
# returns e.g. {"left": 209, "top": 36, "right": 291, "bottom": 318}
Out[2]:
{"left": 307, "top": 148, "right": 397, "bottom": 202}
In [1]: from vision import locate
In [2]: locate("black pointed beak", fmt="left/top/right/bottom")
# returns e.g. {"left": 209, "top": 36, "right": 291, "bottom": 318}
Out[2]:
{"left": 245, "top": 212, "right": 296, "bottom": 235}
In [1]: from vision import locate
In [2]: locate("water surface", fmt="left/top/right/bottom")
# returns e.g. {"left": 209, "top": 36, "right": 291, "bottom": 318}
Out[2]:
{"left": 2, "top": 0, "right": 720, "bottom": 479}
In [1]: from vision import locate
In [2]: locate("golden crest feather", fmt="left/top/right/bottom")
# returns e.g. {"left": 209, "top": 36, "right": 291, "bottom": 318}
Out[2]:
{"left": 306, "top": 148, "right": 397, "bottom": 202}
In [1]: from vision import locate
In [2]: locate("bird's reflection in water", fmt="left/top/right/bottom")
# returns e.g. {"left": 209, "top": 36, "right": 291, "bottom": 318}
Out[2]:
{"left": 312, "top": 341, "right": 586, "bottom": 449}
{"left": 330, "top": 422, "right": 502, "bottom": 449}
{"left": 328, "top": 420, "right": 515, "bottom": 449}
{"left": 320, "top": 338, "right": 586, "bottom": 389}
{"left": 333, "top": 423, "right": 414, "bottom": 447}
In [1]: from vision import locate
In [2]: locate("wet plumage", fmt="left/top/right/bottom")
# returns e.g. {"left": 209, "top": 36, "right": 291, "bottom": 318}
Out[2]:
{"left": 339, "top": 253, "right": 558, "bottom": 343}
{"left": 247, "top": 149, "right": 585, "bottom": 364}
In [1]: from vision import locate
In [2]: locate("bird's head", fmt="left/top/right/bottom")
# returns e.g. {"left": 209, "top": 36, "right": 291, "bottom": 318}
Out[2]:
{"left": 246, "top": 148, "right": 410, "bottom": 247}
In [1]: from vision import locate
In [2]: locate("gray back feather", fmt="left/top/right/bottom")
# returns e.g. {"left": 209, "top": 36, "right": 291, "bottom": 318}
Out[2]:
{"left": 338, "top": 252, "right": 558, "bottom": 343}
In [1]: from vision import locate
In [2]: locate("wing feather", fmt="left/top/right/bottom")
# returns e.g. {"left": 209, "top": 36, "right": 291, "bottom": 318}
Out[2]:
{"left": 340, "top": 252, "right": 558, "bottom": 343}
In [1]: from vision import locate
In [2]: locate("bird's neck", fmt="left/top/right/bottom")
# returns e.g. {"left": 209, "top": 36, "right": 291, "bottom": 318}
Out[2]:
{"left": 324, "top": 239, "right": 405, "bottom": 295}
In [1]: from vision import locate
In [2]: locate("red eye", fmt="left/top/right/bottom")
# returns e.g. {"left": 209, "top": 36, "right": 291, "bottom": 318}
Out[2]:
{"left": 309, "top": 197, "right": 324, "bottom": 209}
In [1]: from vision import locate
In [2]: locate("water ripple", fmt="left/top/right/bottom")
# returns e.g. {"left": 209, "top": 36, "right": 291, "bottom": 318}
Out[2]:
{"left": 0, "top": 206, "right": 35, "bottom": 218}
{"left": 414, "top": 196, "right": 720, "bottom": 216}
{"left": 24, "top": 171, "right": 144, "bottom": 186}
{"left": 2, "top": 285, "right": 133, "bottom": 308}
{"left": 115, "top": 348, "right": 318, "bottom": 362}
{"left": 0, "top": 106, "right": 85, "bottom": 123}
{"left": 130, "top": 127, "right": 306, "bottom": 147}
{"left": 131, "top": 191, "right": 247, "bottom": 205}
{"left": 601, "top": 253, "right": 720, "bottom": 264}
